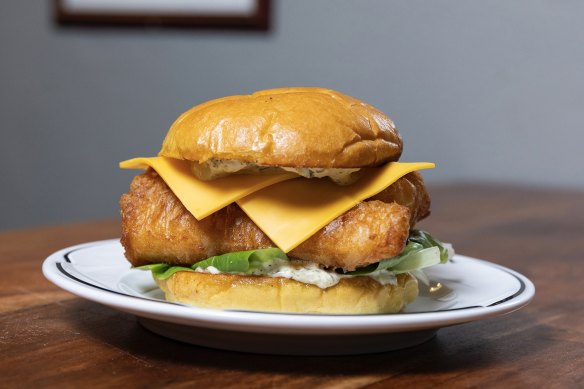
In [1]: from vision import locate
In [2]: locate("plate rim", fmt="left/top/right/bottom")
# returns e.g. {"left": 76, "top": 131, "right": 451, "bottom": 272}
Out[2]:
{"left": 42, "top": 239, "right": 535, "bottom": 335}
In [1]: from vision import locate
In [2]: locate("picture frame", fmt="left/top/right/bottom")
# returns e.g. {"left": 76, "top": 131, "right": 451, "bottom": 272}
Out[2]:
{"left": 55, "top": 0, "right": 270, "bottom": 30}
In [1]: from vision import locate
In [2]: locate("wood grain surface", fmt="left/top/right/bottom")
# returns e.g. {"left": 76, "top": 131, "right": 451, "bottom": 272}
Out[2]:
{"left": 1, "top": 185, "right": 583, "bottom": 388}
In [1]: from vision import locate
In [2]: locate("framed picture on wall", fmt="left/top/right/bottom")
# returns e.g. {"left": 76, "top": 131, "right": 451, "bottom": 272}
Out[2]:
{"left": 55, "top": 0, "right": 271, "bottom": 30}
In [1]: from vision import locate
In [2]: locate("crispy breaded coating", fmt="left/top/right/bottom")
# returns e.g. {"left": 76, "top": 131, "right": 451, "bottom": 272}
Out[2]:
{"left": 120, "top": 171, "right": 272, "bottom": 267}
{"left": 120, "top": 170, "right": 430, "bottom": 271}
{"left": 290, "top": 200, "right": 410, "bottom": 270}
{"left": 370, "top": 171, "right": 430, "bottom": 225}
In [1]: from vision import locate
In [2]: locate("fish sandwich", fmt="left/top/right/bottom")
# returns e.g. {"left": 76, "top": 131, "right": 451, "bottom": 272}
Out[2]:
{"left": 119, "top": 87, "right": 452, "bottom": 314}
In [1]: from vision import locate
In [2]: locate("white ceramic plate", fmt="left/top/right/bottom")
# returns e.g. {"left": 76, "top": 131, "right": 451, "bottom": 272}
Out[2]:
{"left": 42, "top": 239, "right": 535, "bottom": 355}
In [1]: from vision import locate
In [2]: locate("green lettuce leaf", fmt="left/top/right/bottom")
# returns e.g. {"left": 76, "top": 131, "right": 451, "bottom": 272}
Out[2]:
{"left": 192, "top": 247, "right": 287, "bottom": 272}
{"left": 388, "top": 247, "right": 441, "bottom": 273}
{"left": 408, "top": 229, "right": 450, "bottom": 263}
{"left": 136, "top": 263, "right": 195, "bottom": 280}
{"left": 343, "top": 230, "right": 449, "bottom": 275}
{"left": 136, "top": 248, "right": 287, "bottom": 280}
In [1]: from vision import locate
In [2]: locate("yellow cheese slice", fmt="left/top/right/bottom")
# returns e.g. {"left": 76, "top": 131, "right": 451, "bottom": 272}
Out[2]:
{"left": 237, "top": 162, "right": 435, "bottom": 252}
{"left": 120, "top": 157, "right": 296, "bottom": 219}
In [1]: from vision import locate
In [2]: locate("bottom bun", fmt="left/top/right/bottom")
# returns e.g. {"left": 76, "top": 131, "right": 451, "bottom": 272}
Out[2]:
{"left": 155, "top": 272, "right": 419, "bottom": 314}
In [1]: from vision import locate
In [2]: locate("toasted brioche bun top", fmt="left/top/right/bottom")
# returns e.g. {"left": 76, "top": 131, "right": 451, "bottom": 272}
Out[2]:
{"left": 159, "top": 87, "right": 403, "bottom": 168}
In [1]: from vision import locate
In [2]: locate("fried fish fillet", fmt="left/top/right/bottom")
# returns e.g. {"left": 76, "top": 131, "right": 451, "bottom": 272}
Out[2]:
{"left": 120, "top": 170, "right": 430, "bottom": 271}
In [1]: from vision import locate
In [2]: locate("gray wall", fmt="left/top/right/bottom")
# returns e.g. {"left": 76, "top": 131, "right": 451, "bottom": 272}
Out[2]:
{"left": 1, "top": 1, "right": 583, "bottom": 230}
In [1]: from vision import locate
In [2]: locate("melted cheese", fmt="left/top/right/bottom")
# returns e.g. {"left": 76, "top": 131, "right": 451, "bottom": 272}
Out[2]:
{"left": 237, "top": 162, "right": 434, "bottom": 252}
{"left": 121, "top": 157, "right": 434, "bottom": 252}
{"left": 120, "top": 157, "right": 296, "bottom": 219}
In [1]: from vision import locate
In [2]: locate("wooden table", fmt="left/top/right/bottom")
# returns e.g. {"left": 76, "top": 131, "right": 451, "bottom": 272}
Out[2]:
{"left": 1, "top": 184, "right": 583, "bottom": 388}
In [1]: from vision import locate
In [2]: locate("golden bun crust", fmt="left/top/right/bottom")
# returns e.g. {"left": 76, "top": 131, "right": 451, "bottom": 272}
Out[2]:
{"left": 156, "top": 272, "right": 418, "bottom": 314}
{"left": 159, "top": 87, "right": 403, "bottom": 168}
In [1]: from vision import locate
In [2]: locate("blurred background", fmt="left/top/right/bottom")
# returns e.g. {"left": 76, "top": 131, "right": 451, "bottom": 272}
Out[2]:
{"left": 1, "top": 0, "right": 583, "bottom": 231}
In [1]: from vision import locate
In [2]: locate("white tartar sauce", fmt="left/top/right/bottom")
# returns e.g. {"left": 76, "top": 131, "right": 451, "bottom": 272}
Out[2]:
{"left": 194, "top": 259, "right": 399, "bottom": 289}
